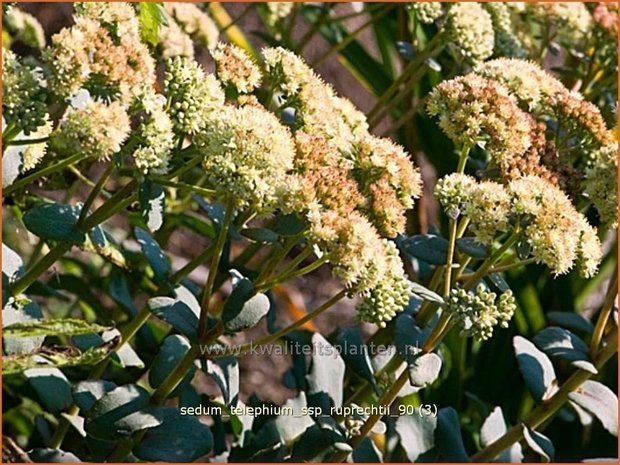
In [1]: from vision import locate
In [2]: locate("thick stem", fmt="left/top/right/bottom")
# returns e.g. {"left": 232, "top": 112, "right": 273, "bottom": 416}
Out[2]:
{"left": 462, "top": 232, "right": 520, "bottom": 291}
{"left": 77, "top": 161, "right": 116, "bottom": 224}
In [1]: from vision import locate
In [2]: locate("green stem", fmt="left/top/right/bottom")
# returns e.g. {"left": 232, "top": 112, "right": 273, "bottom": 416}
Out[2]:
{"left": 3, "top": 152, "right": 88, "bottom": 197}
{"left": 77, "top": 161, "right": 116, "bottom": 224}
{"left": 198, "top": 198, "right": 235, "bottom": 338}
{"left": 590, "top": 267, "right": 618, "bottom": 357}
{"left": 470, "top": 328, "right": 618, "bottom": 462}
{"left": 7, "top": 137, "right": 49, "bottom": 146}
{"left": 456, "top": 145, "right": 470, "bottom": 173}
{"left": 170, "top": 246, "right": 215, "bottom": 285}
{"left": 151, "top": 178, "right": 217, "bottom": 199}
{"left": 443, "top": 218, "right": 458, "bottom": 298}
{"left": 462, "top": 232, "right": 520, "bottom": 292}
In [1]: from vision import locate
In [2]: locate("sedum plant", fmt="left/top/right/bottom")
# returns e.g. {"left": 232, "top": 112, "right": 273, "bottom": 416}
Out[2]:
{"left": 1, "top": 2, "right": 617, "bottom": 463}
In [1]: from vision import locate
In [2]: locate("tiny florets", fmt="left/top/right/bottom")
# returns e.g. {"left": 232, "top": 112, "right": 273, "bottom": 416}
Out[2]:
{"left": 2, "top": 50, "right": 48, "bottom": 135}
{"left": 196, "top": 105, "right": 295, "bottom": 212}
{"left": 353, "top": 135, "right": 422, "bottom": 237}
{"left": 212, "top": 42, "right": 262, "bottom": 93}
{"left": 447, "top": 286, "right": 516, "bottom": 341}
{"left": 164, "top": 57, "right": 225, "bottom": 134}
{"left": 445, "top": 2, "right": 494, "bottom": 63}
{"left": 434, "top": 173, "right": 477, "bottom": 220}
{"left": 158, "top": 20, "right": 195, "bottom": 59}
{"left": 409, "top": 2, "right": 443, "bottom": 24}
{"left": 526, "top": 2, "right": 592, "bottom": 44}
{"left": 165, "top": 2, "right": 219, "bottom": 50}
{"left": 464, "top": 181, "right": 512, "bottom": 245}
{"left": 51, "top": 100, "right": 130, "bottom": 160}
{"left": 427, "top": 74, "right": 532, "bottom": 165}
{"left": 508, "top": 176, "right": 602, "bottom": 276}
{"left": 132, "top": 93, "right": 176, "bottom": 175}
{"left": 583, "top": 143, "right": 618, "bottom": 230}
{"left": 482, "top": 3, "right": 526, "bottom": 58}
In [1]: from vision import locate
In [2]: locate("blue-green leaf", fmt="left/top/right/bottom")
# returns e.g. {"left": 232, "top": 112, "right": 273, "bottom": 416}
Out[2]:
{"left": 24, "top": 367, "right": 73, "bottom": 414}
{"left": 135, "top": 227, "right": 171, "bottom": 283}
{"left": 23, "top": 203, "right": 85, "bottom": 244}
{"left": 222, "top": 277, "right": 270, "bottom": 333}
{"left": 85, "top": 384, "right": 151, "bottom": 440}
{"left": 480, "top": 407, "right": 523, "bottom": 462}
{"left": 435, "top": 407, "right": 468, "bottom": 462}
{"left": 307, "top": 333, "right": 345, "bottom": 409}
{"left": 568, "top": 380, "right": 618, "bottom": 436}
{"left": 533, "top": 327, "right": 597, "bottom": 374}
{"left": 522, "top": 425, "right": 554, "bottom": 462}
{"left": 398, "top": 234, "right": 449, "bottom": 265}
{"left": 133, "top": 410, "right": 214, "bottom": 462}
{"left": 149, "top": 335, "right": 195, "bottom": 397}
{"left": 139, "top": 181, "right": 165, "bottom": 232}
{"left": 547, "top": 312, "right": 594, "bottom": 334}
{"left": 513, "top": 336, "right": 557, "bottom": 402}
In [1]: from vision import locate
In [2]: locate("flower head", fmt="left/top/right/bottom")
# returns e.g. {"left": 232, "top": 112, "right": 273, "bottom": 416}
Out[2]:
{"left": 51, "top": 100, "right": 130, "bottom": 160}
{"left": 264, "top": 2, "right": 294, "bottom": 27}
{"left": 165, "top": 2, "right": 219, "bottom": 50}
{"left": 409, "top": 2, "right": 443, "bottom": 24}
{"left": 482, "top": 3, "right": 526, "bottom": 58}
{"left": 445, "top": 3, "right": 494, "bottom": 63}
{"left": 464, "top": 181, "right": 512, "bottom": 245}
{"left": 197, "top": 105, "right": 295, "bottom": 212}
{"left": 212, "top": 42, "right": 262, "bottom": 93}
{"left": 526, "top": 2, "right": 592, "bottom": 44}
{"left": 164, "top": 57, "right": 225, "bottom": 134}
{"left": 2, "top": 50, "right": 47, "bottom": 135}
{"left": 434, "top": 173, "right": 477, "bottom": 219}
{"left": 353, "top": 135, "right": 422, "bottom": 237}
{"left": 132, "top": 92, "right": 175, "bottom": 175}
{"left": 4, "top": 6, "right": 46, "bottom": 48}
{"left": 508, "top": 176, "right": 601, "bottom": 276}
{"left": 158, "top": 20, "right": 195, "bottom": 59}
{"left": 584, "top": 143, "right": 618, "bottom": 230}
{"left": 46, "top": 3, "right": 155, "bottom": 103}
{"left": 447, "top": 286, "right": 516, "bottom": 341}
{"left": 427, "top": 74, "right": 532, "bottom": 165}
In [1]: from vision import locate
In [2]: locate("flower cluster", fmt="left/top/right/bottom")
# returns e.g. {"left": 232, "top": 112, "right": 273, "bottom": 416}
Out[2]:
{"left": 593, "top": 2, "right": 618, "bottom": 38}
{"left": 353, "top": 135, "right": 423, "bottom": 237}
{"left": 2, "top": 50, "right": 47, "bottom": 135}
{"left": 436, "top": 174, "right": 510, "bottom": 245}
{"left": 164, "top": 3, "right": 219, "bottom": 50}
{"left": 447, "top": 286, "right": 517, "bottom": 341}
{"left": 436, "top": 173, "right": 603, "bottom": 278}
{"left": 3, "top": 5, "right": 46, "bottom": 48}
{"left": 164, "top": 56, "right": 225, "bottom": 134}
{"left": 482, "top": 3, "right": 526, "bottom": 58}
{"left": 263, "top": 2, "right": 294, "bottom": 27}
{"left": 584, "top": 144, "right": 618, "bottom": 230}
{"left": 260, "top": 49, "right": 423, "bottom": 325}
{"left": 45, "top": 2, "right": 155, "bottom": 103}
{"left": 159, "top": 20, "right": 195, "bottom": 59}
{"left": 444, "top": 3, "right": 494, "bottom": 63}
{"left": 409, "top": 2, "right": 443, "bottom": 24}
{"left": 526, "top": 2, "right": 592, "bottom": 44}
{"left": 131, "top": 92, "right": 175, "bottom": 175}
{"left": 427, "top": 73, "right": 532, "bottom": 166}
{"left": 196, "top": 105, "right": 295, "bottom": 212}
{"left": 263, "top": 46, "right": 368, "bottom": 154}
{"left": 212, "top": 43, "right": 262, "bottom": 93}
{"left": 51, "top": 99, "right": 130, "bottom": 160}
{"left": 508, "top": 176, "right": 602, "bottom": 278}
